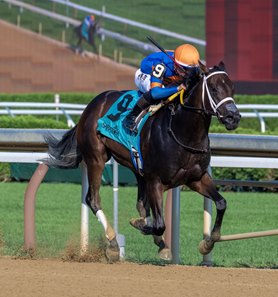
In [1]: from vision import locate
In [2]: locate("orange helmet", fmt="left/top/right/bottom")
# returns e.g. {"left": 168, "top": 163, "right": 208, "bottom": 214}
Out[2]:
{"left": 174, "top": 44, "right": 200, "bottom": 68}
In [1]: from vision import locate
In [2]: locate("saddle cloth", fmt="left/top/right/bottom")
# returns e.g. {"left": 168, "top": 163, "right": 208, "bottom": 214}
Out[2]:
{"left": 97, "top": 90, "right": 150, "bottom": 174}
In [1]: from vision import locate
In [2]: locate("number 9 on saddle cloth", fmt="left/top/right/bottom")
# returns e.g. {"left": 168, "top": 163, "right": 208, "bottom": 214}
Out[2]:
{"left": 97, "top": 90, "right": 152, "bottom": 175}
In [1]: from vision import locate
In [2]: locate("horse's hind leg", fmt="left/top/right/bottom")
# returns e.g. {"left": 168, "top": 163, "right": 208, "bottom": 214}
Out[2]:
{"left": 85, "top": 159, "right": 119, "bottom": 262}
{"left": 73, "top": 27, "right": 82, "bottom": 54}
{"left": 188, "top": 172, "right": 227, "bottom": 255}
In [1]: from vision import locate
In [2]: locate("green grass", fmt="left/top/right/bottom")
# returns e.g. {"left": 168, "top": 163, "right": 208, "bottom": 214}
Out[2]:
{"left": 0, "top": 182, "right": 277, "bottom": 268}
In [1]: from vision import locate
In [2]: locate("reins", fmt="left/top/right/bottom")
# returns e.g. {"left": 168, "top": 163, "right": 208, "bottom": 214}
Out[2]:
{"left": 167, "top": 105, "right": 209, "bottom": 153}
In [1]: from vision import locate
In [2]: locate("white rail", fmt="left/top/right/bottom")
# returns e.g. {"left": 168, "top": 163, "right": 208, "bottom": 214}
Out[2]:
{"left": 0, "top": 101, "right": 85, "bottom": 127}
{"left": 237, "top": 104, "right": 278, "bottom": 133}
{"left": 1, "top": 101, "right": 278, "bottom": 132}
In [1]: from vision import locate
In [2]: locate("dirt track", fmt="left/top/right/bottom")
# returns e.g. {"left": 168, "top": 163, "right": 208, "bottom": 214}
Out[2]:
{"left": 0, "top": 257, "right": 277, "bottom": 297}
{"left": 0, "top": 20, "right": 136, "bottom": 93}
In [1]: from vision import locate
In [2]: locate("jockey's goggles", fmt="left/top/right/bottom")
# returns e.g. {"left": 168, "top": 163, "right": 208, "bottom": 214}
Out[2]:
{"left": 175, "top": 64, "right": 199, "bottom": 76}
{"left": 178, "top": 63, "right": 199, "bottom": 71}
{"left": 174, "top": 60, "right": 198, "bottom": 70}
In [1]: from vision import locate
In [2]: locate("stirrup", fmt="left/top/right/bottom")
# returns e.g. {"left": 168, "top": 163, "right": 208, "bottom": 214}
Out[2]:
{"left": 123, "top": 117, "right": 138, "bottom": 133}
{"left": 124, "top": 122, "right": 138, "bottom": 133}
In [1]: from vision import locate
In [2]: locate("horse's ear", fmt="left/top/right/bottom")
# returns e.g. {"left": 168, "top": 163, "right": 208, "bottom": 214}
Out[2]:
{"left": 199, "top": 60, "right": 208, "bottom": 73}
{"left": 218, "top": 61, "right": 226, "bottom": 71}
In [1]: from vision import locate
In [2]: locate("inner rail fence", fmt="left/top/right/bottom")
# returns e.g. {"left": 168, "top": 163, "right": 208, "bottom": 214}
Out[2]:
{"left": 0, "top": 128, "right": 125, "bottom": 257}
{"left": 0, "top": 129, "right": 277, "bottom": 264}
{"left": 1, "top": 101, "right": 278, "bottom": 132}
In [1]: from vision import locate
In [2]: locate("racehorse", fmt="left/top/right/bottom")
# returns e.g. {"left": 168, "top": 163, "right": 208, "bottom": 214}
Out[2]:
{"left": 43, "top": 61, "right": 241, "bottom": 262}
{"left": 73, "top": 21, "right": 100, "bottom": 55}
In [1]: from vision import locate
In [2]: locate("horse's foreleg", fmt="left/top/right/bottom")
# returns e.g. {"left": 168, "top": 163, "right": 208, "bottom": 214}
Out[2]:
{"left": 90, "top": 39, "right": 98, "bottom": 55}
{"left": 147, "top": 181, "right": 165, "bottom": 237}
{"left": 148, "top": 182, "right": 172, "bottom": 260}
{"left": 75, "top": 35, "right": 85, "bottom": 55}
{"left": 86, "top": 162, "right": 119, "bottom": 262}
{"left": 130, "top": 177, "right": 171, "bottom": 260}
{"left": 188, "top": 172, "right": 227, "bottom": 255}
{"left": 130, "top": 175, "right": 153, "bottom": 235}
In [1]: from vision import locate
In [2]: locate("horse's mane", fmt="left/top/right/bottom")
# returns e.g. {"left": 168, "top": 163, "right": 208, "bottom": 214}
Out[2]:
{"left": 206, "top": 61, "right": 226, "bottom": 74}
{"left": 186, "top": 68, "right": 202, "bottom": 91}
{"left": 172, "top": 61, "right": 227, "bottom": 108}
{"left": 184, "top": 61, "right": 227, "bottom": 96}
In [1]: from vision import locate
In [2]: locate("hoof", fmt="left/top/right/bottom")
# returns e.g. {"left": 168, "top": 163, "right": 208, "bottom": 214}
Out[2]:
{"left": 198, "top": 239, "right": 215, "bottom": 255}
{"left": 105, "top": 237, "right": 120, "bottom": 263}
{"left": 158, "top": 248, "right": 172, "bottom": 261}
{"left": 105, "top": 246, "right": 119, "bottom": 263}
{"left": 130, "top": 217, "right": 153, "bottom": 235}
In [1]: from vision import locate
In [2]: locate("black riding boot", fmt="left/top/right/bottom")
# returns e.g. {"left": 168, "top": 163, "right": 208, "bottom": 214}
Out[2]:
{"left": 123, "top": 93, "right": 152, "bottom": 132}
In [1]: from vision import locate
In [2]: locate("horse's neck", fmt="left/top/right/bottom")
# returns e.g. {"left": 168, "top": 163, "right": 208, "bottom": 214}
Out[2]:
{"left": 185, "top": 79, "right": 204, "bottom": 110}
{"left": 176, "top": 103, "right": 210, "bottom": 131}
{"left": 173, "top": 84, "right": 211, "bottom": 140}
{"left": 90, "top": 22, "right": 98, "bottom": 32}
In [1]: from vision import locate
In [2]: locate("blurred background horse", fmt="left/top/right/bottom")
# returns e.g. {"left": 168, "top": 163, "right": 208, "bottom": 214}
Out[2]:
{"left": 73, "top": 20, "right": 100, "bottom": 55}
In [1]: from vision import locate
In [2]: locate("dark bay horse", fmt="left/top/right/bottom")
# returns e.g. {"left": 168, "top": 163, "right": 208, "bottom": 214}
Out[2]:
{"left": 73, "top": 21, "right": 100, "bottom": 54}
{"left": 44, "top": 61, "right": 241, "bottom": 262}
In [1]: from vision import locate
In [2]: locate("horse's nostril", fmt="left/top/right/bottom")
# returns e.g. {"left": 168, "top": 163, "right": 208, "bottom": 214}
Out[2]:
{"left": 225, "top": 114, "right": 234, "bottom": 122}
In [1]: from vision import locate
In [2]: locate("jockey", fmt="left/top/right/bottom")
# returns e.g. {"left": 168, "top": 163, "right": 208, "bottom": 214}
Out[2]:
{"left": 123, "top": 44, "right": 200, "bottom": 132}
{"left": 81, "top": 15, "right": 95, "bottom": 42}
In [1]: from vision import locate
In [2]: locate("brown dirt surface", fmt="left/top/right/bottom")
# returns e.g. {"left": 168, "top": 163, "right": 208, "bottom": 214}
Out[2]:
{"left": 0, "top": 257, "right": 277, "bottom": 297}
{"left": 0, "top": 20, "right": 136, "bottom": 93}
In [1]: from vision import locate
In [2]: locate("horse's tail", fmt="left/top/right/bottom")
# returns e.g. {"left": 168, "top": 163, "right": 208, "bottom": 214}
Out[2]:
{"left": 43, "top": 126, "right": 82, "bottom": 169}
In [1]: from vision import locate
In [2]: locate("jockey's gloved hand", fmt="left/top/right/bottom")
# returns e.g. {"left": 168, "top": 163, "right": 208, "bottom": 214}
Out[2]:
{"left": 178, "top": 83, "right": 187, "bottom": 91}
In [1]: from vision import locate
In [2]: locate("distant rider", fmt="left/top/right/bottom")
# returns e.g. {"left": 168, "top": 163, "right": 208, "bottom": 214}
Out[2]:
{"left": 123, "top": 44, "right": 200, "bottom": 132}
{"left": 81, "top": 15, "right": 96, "bottom": 43}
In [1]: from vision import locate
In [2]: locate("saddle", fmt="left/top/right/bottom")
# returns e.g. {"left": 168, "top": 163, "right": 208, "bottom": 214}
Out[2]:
{"left": 97, "top": 89, "right": 184, "bottom": 174}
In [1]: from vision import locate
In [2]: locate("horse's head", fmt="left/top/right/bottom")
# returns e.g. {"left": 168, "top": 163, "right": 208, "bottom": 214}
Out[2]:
{"left": 197, "top": 61, "right": 241, "bottom": 130}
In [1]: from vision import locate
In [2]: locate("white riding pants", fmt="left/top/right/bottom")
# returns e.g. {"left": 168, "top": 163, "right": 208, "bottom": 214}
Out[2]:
{"left": 134, "top": 69, "right": 151, "bottom": 93}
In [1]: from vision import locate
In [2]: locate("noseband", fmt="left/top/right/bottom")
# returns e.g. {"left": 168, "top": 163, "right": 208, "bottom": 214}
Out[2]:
{"left": 202, "top": 71, "right": 235, "bottom": 116}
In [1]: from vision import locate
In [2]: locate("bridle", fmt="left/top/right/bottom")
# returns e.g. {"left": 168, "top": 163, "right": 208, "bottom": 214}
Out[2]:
{"left": 202, "top": 71, "right": 235, "bottom": 117}
{"left": 168, "top": 70, "right": 235, "bottom": 154}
